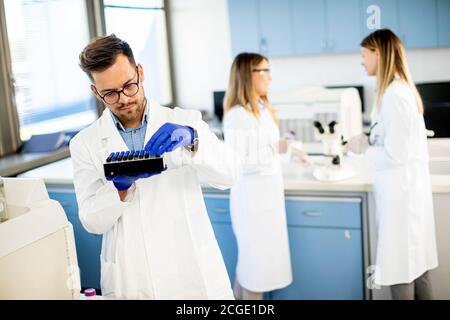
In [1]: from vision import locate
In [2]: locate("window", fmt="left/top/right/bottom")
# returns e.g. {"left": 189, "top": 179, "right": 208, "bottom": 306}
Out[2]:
{"left": 104, "top": 0, "right": 172, "bottom": 106}
{"left": 4, "top": 0, "right": 98, "bottom": 141}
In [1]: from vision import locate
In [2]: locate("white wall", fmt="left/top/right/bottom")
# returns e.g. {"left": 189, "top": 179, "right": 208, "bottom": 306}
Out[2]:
{"left": 169, "top": 0, "right": 232, "bottom": 111}
{"left": 169, "top": 0, "right": 450, "bottom": 116}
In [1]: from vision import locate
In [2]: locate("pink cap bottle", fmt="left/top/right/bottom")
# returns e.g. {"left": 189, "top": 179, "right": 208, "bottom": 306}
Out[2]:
{"left": 84, "top": 288, "right": 96, "bottom": 297}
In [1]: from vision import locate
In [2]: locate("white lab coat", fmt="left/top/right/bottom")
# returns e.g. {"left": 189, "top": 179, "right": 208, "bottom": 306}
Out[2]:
{"left": 69, "top": 100, "right": 240, "bottom": 299}
{"left": 223, "top": 105, "right": 292, "bottom": 292}
{"left": 365, "top": 80, "right": 438, "bottom": 286}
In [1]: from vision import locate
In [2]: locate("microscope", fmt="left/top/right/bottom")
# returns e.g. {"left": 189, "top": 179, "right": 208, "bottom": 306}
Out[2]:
{"left": 310, "top": 120, "right": 354, "bottom": 181}
{"left": 312, "top": 120, "right": 343, "bottom": 165}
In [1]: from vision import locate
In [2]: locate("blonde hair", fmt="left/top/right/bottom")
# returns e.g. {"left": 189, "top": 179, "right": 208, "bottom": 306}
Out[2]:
{"left": 224, "top": 53, "right": 278, "bottom": 123}
{"left": 361, "top": 29, "right": 423, "bottom": 114}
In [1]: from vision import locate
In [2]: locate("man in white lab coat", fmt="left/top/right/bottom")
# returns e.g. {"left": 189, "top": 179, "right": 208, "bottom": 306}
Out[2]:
{"left": 70, "top": 34, "right": 240, "bottom": 299}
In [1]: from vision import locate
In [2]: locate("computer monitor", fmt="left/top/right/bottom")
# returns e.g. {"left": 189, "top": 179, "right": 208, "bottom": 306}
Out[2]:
{"left": 418, "top": 81, "right": 450, "bottom": 138}
{"left": 213, "top": 91, "right": 226, "bottom": 122}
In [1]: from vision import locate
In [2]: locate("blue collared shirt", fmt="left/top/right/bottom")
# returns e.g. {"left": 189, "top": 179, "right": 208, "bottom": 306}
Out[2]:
{"left": 110, "top": 103, "right": 149, "bottom": 151}
{"left": 258, "top": 100, "right": 266, "bottom": 110}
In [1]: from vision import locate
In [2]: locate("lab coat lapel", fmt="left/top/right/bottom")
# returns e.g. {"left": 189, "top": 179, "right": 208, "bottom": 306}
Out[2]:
{"left": 143, "top": 99, "right": 167, "bottom": 146}
{"left": 98, "top": 109, "right": 129, "bottom": 160}
{"left": 96, "top": 100, "right": 165, "bottom": 164}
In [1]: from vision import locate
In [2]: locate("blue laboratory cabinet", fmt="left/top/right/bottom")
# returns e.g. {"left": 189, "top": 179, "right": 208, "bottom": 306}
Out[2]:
{"left": 204, "top": 195, "right": 239, "bottom": 285}
{"left": 47, "top": 186, "right": 365, "bottom": 299}
{"left": 397, "top": 0, "right": 438, "bottom": 48}
{"left": 228, "top": 0, "right": 260, "bottom": 54}
{"left": 228, "top": 0, "right": 294, "bottom": 57}
{"left": 258, "top": 0, "right": 294, "bottom": 56}
{"left": 229, "top": 0, "right": 363, "bottom": 56}
{"left": 48, "top": 190, "right": 102, "bottom": 291}
{"left": 361, "top": 0, "right": 400, "bottom": 37}
{"left": 362, "top": 0, "right": 443, "bottom": 48}
{"left": 270, "top": 197, "right": 364, "bottom": 300}
{"left": 228, "top": 0, "right": 450, "bottom": 58}
{"left": 204, "top": 192, "right": 366, "bottom": 300}
{"left": 292, "top": 0, "right": 327, "bottom": 55}
{"left": 326, "top": 0, "right": 362, "bottom": 53}
{"left": 438, "top": 0, "right": 450, "bottom": 46}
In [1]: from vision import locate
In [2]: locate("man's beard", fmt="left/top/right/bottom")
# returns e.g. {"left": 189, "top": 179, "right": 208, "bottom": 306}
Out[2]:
{"left": 117, "top": 97, "right": 145, "bottom": 123}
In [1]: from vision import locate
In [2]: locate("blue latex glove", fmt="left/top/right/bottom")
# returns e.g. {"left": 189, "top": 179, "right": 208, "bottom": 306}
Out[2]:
{"left": 109, "top": 167, "right": 167, "bottom": 191}
{"left": 109, "top": 172, "right": 157, "bottom": 191}
{"left": 145, "top": 123, "right": 194, "bottom": 157}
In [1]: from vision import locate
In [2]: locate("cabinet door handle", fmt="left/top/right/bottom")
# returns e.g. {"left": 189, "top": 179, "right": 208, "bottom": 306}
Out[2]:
{"left": 344, "top": 230, "right": 351, "bottom": 239}
{"left": 260, "top": 37, "right": 268, "bottom": 54}
{"left": 303, "top": 211, "right": 322, "bottom": 217}
{"left": 327, "top": 40, "right": 334, "bottom": 49}
{"left": 214, "top": 208, "right": 229, "bottom": 214}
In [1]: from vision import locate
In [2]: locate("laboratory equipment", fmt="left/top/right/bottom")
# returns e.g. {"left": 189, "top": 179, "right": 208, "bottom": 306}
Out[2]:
{"left": 0, "top": 179, "right": 7, "bottom": 222}
{"left": 84, "top": 288, "right": 96, "bottom": 297}
{"left": 271, "top": 86, "right": 363, "bottom": 143}
{"left": 313, "top": 120, "right": 344, "bottom": 160}
{"left": 309, "top": 120, "right": 355, "bottom": 182}
{"left": 104, "top": 150, "right": 165, "bottom": 179}
{"left": 0, "top": 178, "right": 80, "bottom": 299}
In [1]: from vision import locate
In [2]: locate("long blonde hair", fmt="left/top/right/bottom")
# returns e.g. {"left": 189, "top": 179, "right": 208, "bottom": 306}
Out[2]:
{"left": 361, "top": 29, "right": 423, "bottom": 114}
{"left": 224, "top": 53, "right": 278, "bottom": 123}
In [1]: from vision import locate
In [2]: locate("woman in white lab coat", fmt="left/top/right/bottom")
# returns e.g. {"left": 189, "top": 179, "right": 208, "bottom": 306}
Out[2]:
{"left": 222, "top": 53, "right": 292, "bottom": 300}
{"left": 347, "top": 29, "right": 438, "bottom": 299}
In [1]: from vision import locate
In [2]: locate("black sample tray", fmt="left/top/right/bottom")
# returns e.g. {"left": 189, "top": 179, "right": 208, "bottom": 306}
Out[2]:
{"left": 104, "top": 152, "right": 165, "bottom": 178}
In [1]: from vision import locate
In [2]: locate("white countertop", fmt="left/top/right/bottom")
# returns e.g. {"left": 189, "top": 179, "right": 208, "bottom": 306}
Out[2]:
{"left": 281, "top": 156, "right": 374, "bottom": 192}
{"left": 17, "top": 146, "right": 450, "bottom": 194}
{"left": 18, "top": 157, "right": 75, "bottom": 185}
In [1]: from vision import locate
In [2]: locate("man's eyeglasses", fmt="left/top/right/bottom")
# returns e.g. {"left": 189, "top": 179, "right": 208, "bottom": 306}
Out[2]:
{"left": 252, "top": 68, "right": 271, "bottom": 75}
{"left": 95, "top": 66, "right": 140, "bottom": 105}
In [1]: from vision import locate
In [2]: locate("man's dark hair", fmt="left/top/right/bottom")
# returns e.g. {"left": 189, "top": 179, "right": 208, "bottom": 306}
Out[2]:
{"left": 79, "top": 34, "right": 136, "bottom": 81}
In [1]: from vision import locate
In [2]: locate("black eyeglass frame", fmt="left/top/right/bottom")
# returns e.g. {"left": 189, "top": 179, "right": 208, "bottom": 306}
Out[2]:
{"left": 94, "top": 66, "right": 140, "bottom": 105}
{"left": 252, "top": 68, "right": 271, "bottom": 74}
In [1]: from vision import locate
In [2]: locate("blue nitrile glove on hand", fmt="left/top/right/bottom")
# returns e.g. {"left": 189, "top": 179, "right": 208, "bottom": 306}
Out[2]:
{"left": 144, "top": 122, "right": 194, "bottom": 157}
{"left": 109, "top": 171, "right": 159, "bottom": 191}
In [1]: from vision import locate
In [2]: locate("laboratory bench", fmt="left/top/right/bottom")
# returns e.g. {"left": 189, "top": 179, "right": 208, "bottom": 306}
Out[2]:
{"left": 0, "top": 147, "right": 70, "bottom": 177}
{"left": 16, "top": 143, "right": 450, "bottom": 299}
{"left": 35, "top": 176, "right": 370, "bottom": 299}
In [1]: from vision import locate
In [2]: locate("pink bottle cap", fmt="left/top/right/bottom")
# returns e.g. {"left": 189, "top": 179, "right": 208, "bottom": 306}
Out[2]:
{"left": 84, "top": 288, "right": 96, "bottom": 297}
